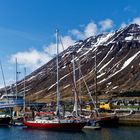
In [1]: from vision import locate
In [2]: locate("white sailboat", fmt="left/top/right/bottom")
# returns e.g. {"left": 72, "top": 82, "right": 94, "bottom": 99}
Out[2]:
{"left": 23, "top": 29, "right": 86, "bottom": 130}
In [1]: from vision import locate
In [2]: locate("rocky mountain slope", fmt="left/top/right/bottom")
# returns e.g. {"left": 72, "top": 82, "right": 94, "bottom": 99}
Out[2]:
{"left": 1, "top": 24, "right": 140, "bottom": 102}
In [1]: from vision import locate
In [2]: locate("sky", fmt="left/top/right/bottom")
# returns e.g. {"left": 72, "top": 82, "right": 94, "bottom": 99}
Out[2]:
{"left": 0, "top": 0, "right": 140, "bottom": 87}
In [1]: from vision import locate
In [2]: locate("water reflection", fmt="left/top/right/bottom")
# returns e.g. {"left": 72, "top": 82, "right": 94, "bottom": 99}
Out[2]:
{"left": 22, "top": 128, "right": 87, "bottom": 140}
{"left": 0, "top": 126, "right": 139, "bottom": 140}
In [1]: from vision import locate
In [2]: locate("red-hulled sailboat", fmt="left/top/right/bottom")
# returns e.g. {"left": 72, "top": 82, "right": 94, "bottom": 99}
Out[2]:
{"left": 24, "top": 119, "right": 86, "bottom": 130}
{"left": 88, "top": 48, "right": 119, "bottom": 127}
{"left": 95, "top": 113, "right": 119, "bottom": 127}
{"left": 23, "top": 29, "right": 86, "bottom": 130}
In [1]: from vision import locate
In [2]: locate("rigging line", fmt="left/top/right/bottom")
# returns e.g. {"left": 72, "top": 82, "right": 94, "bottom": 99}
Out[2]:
{"left": 59, "top": 35, "right": 80, "bottom": 105}
{"left": 78, "top": 61, "right": 82, "bottom": 104}
{"left": 78, "top": 62, "right": 99, "bottom": 114}
{"left": 59, "top": 35, "right": 98, "bottom": 115}
{"left": 0, "top": 60, "right": 12, "bottom": 116}
{"left": 0, "top": 60, "right": 9, "bottom": 101}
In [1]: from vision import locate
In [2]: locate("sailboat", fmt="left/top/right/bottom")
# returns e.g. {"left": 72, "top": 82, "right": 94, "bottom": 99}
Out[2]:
{"left": 77, "top": 47, "right": 119, "bottom": 127}
{"left": 0, "top": 60, "right": 12, "bottom": 126}
{"left": 92, "top": 48, "right": 119, "bottom": 127}
{"left": 23, "top": 29, "right": 86, "bottom": 130}
{"left": 11, "top": 67, "right": 27, "bottom": 126}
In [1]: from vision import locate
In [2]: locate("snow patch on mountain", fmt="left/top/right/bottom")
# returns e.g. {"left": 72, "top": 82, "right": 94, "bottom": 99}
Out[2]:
{"left": 48, "top": 83, "right": 56, "bottom": 90}
{"left": 97, "top": 45, "right": 114, "bottom": 67}
{"left": 125, "top": 36, "right": 134, "bottom": 41}
{"left": 112, "top": 86, "right": 118, "bottom": 89}
{"left": 121, "top": 50, "right": 140, "bottom": 70}
{"left": 2, "top": 24, "right": 140, "bottom": 100}
{"left": 63, "top": 84, "right": 70, "bottom": 89}
{"left": 95, "top": 33, "right": 114, "bottom": 46}
{"left": 98, "top": 50, "right": 140, "bottom": 84}
{"left": 26, "top": 75, "right": 36, "bottom": 81}
{"left": 97, "top": 72, "right": 105, "bottom": 78}
{"left": 98, "top": 58, "right": 114, "bottom": 72}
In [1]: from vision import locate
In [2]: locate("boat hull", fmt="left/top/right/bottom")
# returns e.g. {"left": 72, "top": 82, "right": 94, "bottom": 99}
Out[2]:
{"left": 24, "top": 121, "right": 86, "bottom": 130}
{"left": 83, "top": 125, "right": 101, "bottom": 130}
{"left": 11, "top": 118, "right": 24, "bottom": 126}
{"left": 96, "top": 115, "right": 119, "bottom": 127}
{"left": 0, "top": 117, "right": 11, "bottom": 126}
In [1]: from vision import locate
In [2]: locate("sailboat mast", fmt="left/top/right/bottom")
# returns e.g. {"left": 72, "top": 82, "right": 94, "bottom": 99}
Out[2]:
{"left": 72, "top": 53, "right": 78, "bottom": 117}
{"left": 56, "top": 29, "right": 60, "bottom": 117}
{"left": 78, "top": 61, "right": 82, "bottom": 104}
{"left": 15, "top": 58, "right": 18, "bottom": 99}
{"left": 94, "top": 49, "right": 98, "bottom": 106}
{"left": 23, "top": 67, "right": 26, "bottom": 112}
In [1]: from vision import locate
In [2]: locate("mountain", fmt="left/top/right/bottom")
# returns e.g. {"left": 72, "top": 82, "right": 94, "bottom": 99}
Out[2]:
{"left": 1, "top": 24, "right": 140, "bottom": 102}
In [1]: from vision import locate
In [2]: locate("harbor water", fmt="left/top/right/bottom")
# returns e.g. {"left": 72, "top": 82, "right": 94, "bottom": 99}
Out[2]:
{"left": 0, "top": 126, "right": 139, "bottom": 140}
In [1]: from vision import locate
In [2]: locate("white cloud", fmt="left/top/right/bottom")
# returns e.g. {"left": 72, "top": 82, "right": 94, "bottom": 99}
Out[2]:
{"left": 10, "top": 36, "right": 75, "bottom": 71}
{"left": 70, "top": 19, "right": 114, "bottom": 40}
{"left": 44, "top": 36, "right": 75, "bottom": 56}
{"left": 10, "top": 19, "right": 116, "bottom": 72}
{"left": 131, "top": 17, "right": 140, "bottom": 25}
{"left": 99, "top": 19, "right": 113, "bottom": 31}
{"left": 124, "top": 6, "right": 131, "bottom": 12}
{"left": 121, "top": 22, "right": 127, "bottom": 28}
{"left": 70, "top": 29, "right": 85, "bottom": 40}
{"left": 124, "top": 6, "right": 136, "bottom": 13}
{"left": 120, "top": 17, "right": 140, "bottom": 29}
{"left": 84, "top": 22, "right": 97, "bottom": 37}
{"left": 10, "top": 49, "right": 50, "bottom": 70}
{"left": 70, "top": 21, "right": 98, "bottom": 39}
{"left": 0, "top": 83, "right": 4, "bottom": 89}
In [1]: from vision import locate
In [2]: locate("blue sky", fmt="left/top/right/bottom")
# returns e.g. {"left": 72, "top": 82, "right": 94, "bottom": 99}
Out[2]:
{"left": 0, "top": 0, "right": 140, "bottom": 87}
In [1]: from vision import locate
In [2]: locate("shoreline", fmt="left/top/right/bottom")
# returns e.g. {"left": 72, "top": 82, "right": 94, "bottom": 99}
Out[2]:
{"left": 118, "top": 112, "right": 140, "bottom": 126}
